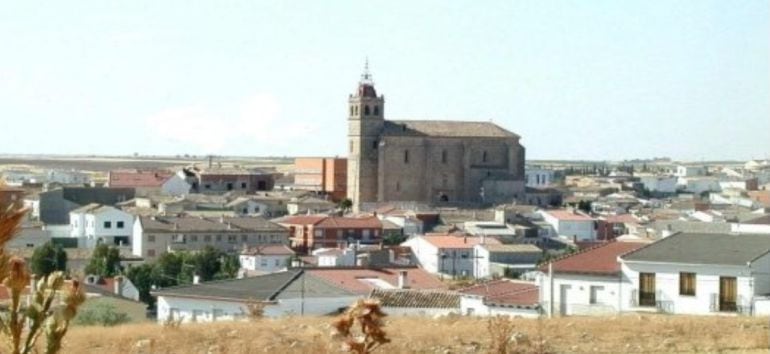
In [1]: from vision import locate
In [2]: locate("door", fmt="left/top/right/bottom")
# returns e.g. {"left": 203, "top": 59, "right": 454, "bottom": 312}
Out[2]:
{"left": 559, "top": 284, "right": 571, "bottom": 316}
{"left": 639, "top": 273, "right": 656, "bottom": 307}
{"left": 719, "top": 277, "right": 737, "bottom": 312}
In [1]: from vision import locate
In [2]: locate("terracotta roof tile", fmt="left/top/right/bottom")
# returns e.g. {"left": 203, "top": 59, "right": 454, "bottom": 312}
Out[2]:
{"left": 459, "top": 280, "right": 539, "bottom": 307}
{"left": 546, "top": 241, "right": 647, "bottom": 275}
{"left": 369, "top": 289, "right": 460, "bottom": 308}
{"left": 307, "top": 267, "right": 445, "bottom": 295}
{"left": 108, "top": 170, "right": 175, "bottom": 188}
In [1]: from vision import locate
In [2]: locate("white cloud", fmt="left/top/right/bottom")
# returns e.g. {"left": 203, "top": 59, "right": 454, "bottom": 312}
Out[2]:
{"left": 145, "top": 93, "right": 314, "bottom": 154}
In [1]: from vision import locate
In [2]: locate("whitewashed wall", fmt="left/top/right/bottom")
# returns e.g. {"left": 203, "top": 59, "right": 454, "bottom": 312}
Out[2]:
{"left": 460, "top": 296, "right": 539, "bottom": 318}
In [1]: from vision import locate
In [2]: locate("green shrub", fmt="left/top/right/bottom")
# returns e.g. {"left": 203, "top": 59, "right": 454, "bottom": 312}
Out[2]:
{"left": 74, "top": 303, "right": 130, "bottom": 327}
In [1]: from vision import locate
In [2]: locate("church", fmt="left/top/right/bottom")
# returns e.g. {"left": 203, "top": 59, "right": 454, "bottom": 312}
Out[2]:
{"left": 347, "top": 65, "right": 526, "bottom": 211}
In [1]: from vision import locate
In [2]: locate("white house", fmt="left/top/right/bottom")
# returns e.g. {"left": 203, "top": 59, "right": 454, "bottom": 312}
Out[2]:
{"left": 313, "top": 248, "right": 356, "bottom": 267}
{"left": 69, "top": 203, "right": 134, "bottom": 248}
{"left": 459, "top": 280, "right": 540, "bottom": 318}
{"left": 473, "top": 244, "right": 542, "bottom": 279}
{"left": 678, "top": 177, "right": 721, "bottom": 194}
{"left": 638, "top": 175, "right": 678, "bottom": 194}
{"left": 108, "top": 170, "right": 190, "bottom": 197}
{"left": 402, "top": 235, "right": 501, "bottom": 278}
{"left": 538, "top": 241, "right": 648, "bottom": 317}
{"left": 675, "top": 165, "right": 707, "bottom": 178}
{"left": 539, "top": 210, "right": 596, "bottom": 241}
{"left": 239, "top": 244, "right": 296, "bottom": 273}
{"left": 525, "top": 168, "right": 556, "bottom": 188}
{"left": 153, "top": 270, "right": 359, "bottom": 323}
{"left": 46, "top": 170, "right": 90, "bottom": 185}
{"left": 620, "top": 232, "right": 770, "bottom": 316}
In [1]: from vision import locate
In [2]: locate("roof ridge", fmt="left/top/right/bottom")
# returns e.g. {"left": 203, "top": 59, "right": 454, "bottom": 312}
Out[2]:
{"left": 619, "top": 232, "right": 682, "bottom": 260}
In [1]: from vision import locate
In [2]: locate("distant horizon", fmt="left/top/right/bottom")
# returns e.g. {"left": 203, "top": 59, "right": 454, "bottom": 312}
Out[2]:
{"left": 1, "top": 1, "right": 768, "bottom": 160}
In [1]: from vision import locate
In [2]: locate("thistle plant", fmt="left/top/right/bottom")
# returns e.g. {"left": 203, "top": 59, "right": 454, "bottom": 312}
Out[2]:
{"left": 331, "top": 299, "right": 390, "bottom": 354}
{"left": 0, "top": 184, "right": 85, "bottom": 354}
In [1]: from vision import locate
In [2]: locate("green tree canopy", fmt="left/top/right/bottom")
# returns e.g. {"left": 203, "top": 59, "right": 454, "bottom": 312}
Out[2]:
{"left": 29, "top": 241, "right": 67, "bottom": 277}
{"left": 84, "top": 244, "right": 122, "bottom": 277}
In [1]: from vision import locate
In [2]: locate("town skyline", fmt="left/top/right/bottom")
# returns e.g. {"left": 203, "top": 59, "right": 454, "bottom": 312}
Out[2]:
{"left": 1, "top": 1, "right": 768, "bottom": 161}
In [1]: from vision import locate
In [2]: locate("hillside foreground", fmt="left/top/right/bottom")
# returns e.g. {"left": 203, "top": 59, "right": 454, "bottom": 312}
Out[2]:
{"left": 62, "top": 314, "right": 769, "bottom": 354}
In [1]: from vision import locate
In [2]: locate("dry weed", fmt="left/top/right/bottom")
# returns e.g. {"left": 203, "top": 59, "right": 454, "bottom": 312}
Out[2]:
{"left": 331, "top": 299, "right": 390, "bottom": 354}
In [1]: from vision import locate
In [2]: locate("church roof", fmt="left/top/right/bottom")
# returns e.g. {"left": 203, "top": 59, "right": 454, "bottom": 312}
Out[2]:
{"left": 383, "top": 120, "right": 519, "bottom": 138}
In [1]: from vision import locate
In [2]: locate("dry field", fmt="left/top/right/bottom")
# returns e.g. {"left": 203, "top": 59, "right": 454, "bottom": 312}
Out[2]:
{"left": 60, "top": 314, "right": 769, "bottom": 354}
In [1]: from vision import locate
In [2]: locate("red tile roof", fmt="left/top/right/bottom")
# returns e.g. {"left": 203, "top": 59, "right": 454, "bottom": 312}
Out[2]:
{"left": 545, "top": 241, "right": 647, "bottom": 275}
{"left": 459, "top": 280, "right": 539, "bottom": 307}
{"left": 421, "top": 235, "right": 501, "bottom": 249}
{"left": 307, "top": 267, "right": 445, "bottom": 295}
{"left": 545, "top": 210, "right": 594, "bottom": 221}
{"left": 108, "top": 170, "right": 175, "bottom": 188}
{"left": 277, "top": 215, "right": 382, "bottom": 229}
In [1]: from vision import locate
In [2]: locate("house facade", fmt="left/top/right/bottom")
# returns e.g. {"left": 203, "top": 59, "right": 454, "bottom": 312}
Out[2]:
{"left": 69, "top": 204, "right": 134, "bottom": 247}
{"left": 620, "top": 232, "right": 770, "bottom": 316}
{"left": 276, "top": 215, "right": 382, "bottom": 252}
{"left": 539, "top": 210, "right": 596, "bottom": 241}
{"left": 132, "top": 215, "right": 289, "bottom": 260}
{"left": 108, "top": 170, "right": 190, "bottom": 196}
{"left": 402, "top": 235, "right": 501, "bottom": 278}
{"left": 239, "top": 244, "right": 296, "bottom": 273}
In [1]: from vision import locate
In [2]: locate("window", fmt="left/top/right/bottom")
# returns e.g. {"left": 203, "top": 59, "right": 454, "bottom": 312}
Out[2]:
{"left": 260, "top": 258, "right": 268, "bottom": 267}
{"left": 104, "top": 221, "right": 112, "bottom": 229}
{"left": 147, "top": 235, "right": 155, "bottom": 243}
{"left": 364, "top": 105, "right": 370, "bottom": 115}
{"left": 190, "top": 235, "right": 198, "bottom": 242}
{"left": 441, "top": 150, "right": 447, "bottom": 164}
{"left": 679, "top": 272, "right": 696, "bottom": 296}
{"left": 216, "top": 235, "right": 222, "bottom": 242}
{"left": 482, "top": 150, "right": 488, "bottom": 162}
{"left": 373, "top": 106, "right": 379, "bottom": 115}
{"left": 147, "top": 249, "right": 156, "bottom": 257}
{"left": 241, "top": 235, "right": 248, "bottom": 242}
{"left": 117, "top": 221, "right": 124, "bottom": 229}
{"left": 228, "top": 235, "right": 236, "bottom": 243}
{"left": 354, "top": 106, "right": 358, "bottom": 115}
{"left": 350, "top": 141, "right": 354, "bottom": 153}
{"left": 350, "top": 106, "right": 354, "bottom": 116}
{"left": 404, "top": 150, "right": 409, "bottom": 163}
{"left": 205, "top": 184, "right": 211, "bottom": 189}
{"left": 204, "top": 235, "right": 211, "bottom": 242}
{"left": 274, "top": 259, "right": 281, "bottom": 266}
{"left": 241, "top": 182, "right": 247, "bottom": 189}
{"left": 372, "top": 140, "right": 378, "bottom": 149}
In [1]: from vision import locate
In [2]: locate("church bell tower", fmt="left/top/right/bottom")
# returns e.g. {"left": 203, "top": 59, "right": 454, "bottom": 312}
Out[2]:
{"left": 347, "top": 60, "right": 384, "bottom": 212}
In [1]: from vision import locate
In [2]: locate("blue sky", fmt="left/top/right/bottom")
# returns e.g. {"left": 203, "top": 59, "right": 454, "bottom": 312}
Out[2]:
{"left": 0, "top": 1, "right": 767, "bottom": 161}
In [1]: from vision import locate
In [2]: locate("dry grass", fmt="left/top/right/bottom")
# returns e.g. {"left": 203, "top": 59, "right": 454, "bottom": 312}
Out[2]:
{"left": 57, "top": 314, "right": 769, "bottom": 354}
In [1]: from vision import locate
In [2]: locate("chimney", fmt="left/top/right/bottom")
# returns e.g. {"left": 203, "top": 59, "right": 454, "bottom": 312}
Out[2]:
{"left": 193, "top": 274, "right": 200, "bottom": 284}
{"left": 398, "top": 270, "right": 408, "bottom": 289}
{"left": 114, "top": 276, "right": 123, "bottom": 297}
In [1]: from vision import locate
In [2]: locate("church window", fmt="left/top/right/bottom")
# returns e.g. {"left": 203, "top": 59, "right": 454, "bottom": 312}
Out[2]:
{"left": 350, "top": 106, "right": 354, "bottom": 116}
{"left": 441, "top": 150, "right": 447, "bottom": 164}
{"left": 374, "top": 106, "right": 380, "bottom": 115}
{"left": 482, "top": 150, "right": 488, "bottom": 163}
{"left": 364, "top": 105, "right": 370, "bottom": 115}
{"left": 404, "top": 150, "right": 409, "bottom": 164}
{"left": 354, "top": 106, "right": 359, "bottom": 115}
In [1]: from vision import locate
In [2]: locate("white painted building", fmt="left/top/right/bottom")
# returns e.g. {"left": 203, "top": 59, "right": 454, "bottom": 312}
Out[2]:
{"left": 675, "top": 165, "right": 707, "bottom": 178}
{"left": 538, "top": 241, "right": 648, "bottom": 317}
{"left": 525, "top": 168, "right": 556, "bottom": 188}
{"left": 153, "top": 270, "right": 359, "bottom": 323}
{"left": 69, "top": 204, "right": 134, "bottom": 248}
{"left": 239, "top": 244, "right": 296, "bottom": 273}
{"left": 313, "top": 248, "right": 356, "bottom": 267}
{"left": 473, "top": 243, "right": 542, "bottom": 279}
{"left": 620, "top": 232, "right": 770, "bottom": 316}
{"left": 678, "top": 177, "right": 721, "bottom": 194}
{"left": 459, "top": 280, "right": 540, "bottom": 318}
{"left": 539, "top": 210, "right": 596, "bottom": 241}
{"left": 638, "top": 175, "right": 678, "bottom": 194}
{"left": 402, "top": 235, "right": 501, "bottom": 278}
{"left": 46, "top": 170, "right": 91, "bottom": 185}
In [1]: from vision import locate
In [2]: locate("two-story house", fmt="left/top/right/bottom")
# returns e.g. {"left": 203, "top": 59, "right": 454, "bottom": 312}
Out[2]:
{"left": 69, "top": 203, "right": 134, "bottom": 247}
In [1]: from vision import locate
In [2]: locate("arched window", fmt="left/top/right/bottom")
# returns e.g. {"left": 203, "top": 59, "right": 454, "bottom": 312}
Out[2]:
{"left": 354, "top": 106, "right": 359, "bottom": 115}
{"left": 441, "top": 150, "right": 447, "bottom": 164}
{"left": 404, "top": 150, "right": 409, "bottom": 164}
{"left": 364, "top": 105, "right": 370, "bottom": 115}
{"left": 482, "top": 150, "right": 488, "bottom": 163}
{"left": 350, "top": 106, "right": 354, "bottom": 116}
{"left": 373, "top": 106, "right": 380, "bottom": 115}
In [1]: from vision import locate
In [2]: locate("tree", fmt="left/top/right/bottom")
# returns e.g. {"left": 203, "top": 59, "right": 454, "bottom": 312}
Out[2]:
{"left": 189, "top": 246, "right": 222, "bottom": 281}
{"left": 29, "top": 242, "right": 67, "bottom": 277}
{"left": 84, "top": 244, "right": 122, "bottom": 277}
{"left": 126, "top": 264, "right": 156, "bottom": 306}
{"left": 382, "top": 233, "right": 407, "bottom": 246}
{"left": 219, "top": 254, "right": 240, "bottom": 279}
{"left": 338, "top": 198, "right": 353, "bottom": 213}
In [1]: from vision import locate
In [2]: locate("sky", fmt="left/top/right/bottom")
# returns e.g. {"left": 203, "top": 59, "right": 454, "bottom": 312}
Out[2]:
{"left": 0, "top": 1, "right": 768, "bottom": 161}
